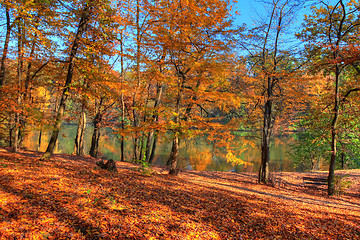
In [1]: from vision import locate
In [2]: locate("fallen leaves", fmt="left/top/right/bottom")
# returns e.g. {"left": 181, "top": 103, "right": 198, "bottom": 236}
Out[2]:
{"left": 0, "top": 147, "right": 359, "bottom": 239}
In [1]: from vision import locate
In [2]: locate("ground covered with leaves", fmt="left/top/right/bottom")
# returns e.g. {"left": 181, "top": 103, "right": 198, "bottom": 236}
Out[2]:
{"left": 0, "top": 147, "right": 359, "bottom": 239}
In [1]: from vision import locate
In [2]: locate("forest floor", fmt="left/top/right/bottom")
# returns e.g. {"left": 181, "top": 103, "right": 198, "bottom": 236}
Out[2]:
{"left": 0, "top": 147, "right": 359, "bottom": 240}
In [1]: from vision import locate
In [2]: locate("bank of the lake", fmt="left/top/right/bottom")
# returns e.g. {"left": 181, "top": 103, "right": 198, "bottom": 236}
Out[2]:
{"left": 23, "top": 125, "right": 318, "bottom": 173}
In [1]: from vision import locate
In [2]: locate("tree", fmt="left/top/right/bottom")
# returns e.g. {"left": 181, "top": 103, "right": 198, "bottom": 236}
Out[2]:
{"left": 240, "top": 0, "right": 303, "bottom": 183}
{"left": 0, "top": 0, "right": 59, "bottom": 151}
{"left": 42, "top": 0, "right": 93, "bottom": 159}
{"left": 144, "top": 0, "right": 236, "bottom": 175}
{"left": 298, "top": 0, "right": 360, "bottom": 195}
{"left": 42, "top": 0, "right": 121, "bottom": 159}
{"left": 0, "top": 2, "right": 11, "bottom": 87}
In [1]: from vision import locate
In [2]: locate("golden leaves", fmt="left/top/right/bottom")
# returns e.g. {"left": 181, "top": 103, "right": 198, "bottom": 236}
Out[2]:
{"left": 1, "top": 148, "right": 360, "bottom": 239}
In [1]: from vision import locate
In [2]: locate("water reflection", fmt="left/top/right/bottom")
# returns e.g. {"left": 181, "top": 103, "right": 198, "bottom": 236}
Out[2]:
{"left": 23, "top": 125, "right": 296, "bottom": 172}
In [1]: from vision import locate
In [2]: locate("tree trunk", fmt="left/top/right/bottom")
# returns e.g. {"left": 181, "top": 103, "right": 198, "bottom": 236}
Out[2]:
{"left": 90, "top": 98, "right": 103, "bottom": 158}
{"left": 132, "top": 0, "right": 142, "bottom": 162}
{"left": 120, "top": 89, "right": 125, "bottom": 161}
{"left": 73, "top": 105, "right": 86, "bottom": 156}
{"left": 168, "top": 135, "right": 180, "bottom": 175}
{"left": 43, "top": 2, "right": 92, "bottom": 159}
{"left": 341, "top": 153, "right": 345, "bottom": 169}
{"left": 145, "top": 83, "right": 163, "bottom": 163}
{"left": 120, "top": 32, "right": 125, "bottom": 162}
{"left": 258, "top": 84, "right": 273, "bottom": 183}
{"left": 37, "top": 129, "right": 42, "bottom": 151}
{"left": 148, "top": 131, "right": 158, "bottom": 164}
{"left": 89, "top": 123, "right": 100, "bottom": 158}
{"left": 0, "top": 4, "right": 11, "bottom": 86}
{"left": 328, "top": 64, "right": 340, "bottom": 196}
{"left": 145, "top": 131, "right": 154, "bottom": 162}
{"left": 18, "top": 34, "right": 38, "bottom": 148}
{"left": 328, "top": 0, "right": 345, "bottom": 195}
{"left": 9, "top": 114, "right": 13, "bottom": 147}
{"left": 167, "top": 75, "right": 184, "bottom": 175}
{"left": 13, "top": 20, "right": 24, "bottom": 153}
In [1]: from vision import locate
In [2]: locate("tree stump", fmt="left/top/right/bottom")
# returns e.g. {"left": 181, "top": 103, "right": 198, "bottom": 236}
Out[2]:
{"left": 96, "top": 159, "right": 117, "bottom": 171}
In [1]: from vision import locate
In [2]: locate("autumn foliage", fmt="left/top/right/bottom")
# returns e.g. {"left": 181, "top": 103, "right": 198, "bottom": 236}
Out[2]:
{"left": 1, "top": 147, "right": 360, "bottom": 239}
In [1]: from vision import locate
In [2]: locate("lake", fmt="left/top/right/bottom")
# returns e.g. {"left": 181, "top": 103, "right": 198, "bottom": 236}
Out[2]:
{"left": 23, "top": 125, "right": 306, "bottom": 173}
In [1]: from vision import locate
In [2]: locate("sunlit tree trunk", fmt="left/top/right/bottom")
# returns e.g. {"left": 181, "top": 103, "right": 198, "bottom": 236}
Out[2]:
{"left": 120, "top": 32, "right": 125, "bottom": 162}
{"left": 146, "top": 83, "right": 163, "bottom": 162}
{"left": 73, "top": 104, "right": 86, "bottom": 156}
{"left": 168, "top": 135, "right": 179, "bottom": 175}
{"left": 168, "top": 76, "right": 184, "bottom": 175}
{"left": 132, "top": 0, "right": 142, "bottom": 162}
{"left": 13, "top": 19, "right": 24, "bottom": 153}
{"left": 18, "top": 33, "right": 37, "bottom": 146}
{"left": 257, "top": 0, "right": 286, "bottom": 183}
{"left": 43, "top": 2, "right": 92, "bottom": 159}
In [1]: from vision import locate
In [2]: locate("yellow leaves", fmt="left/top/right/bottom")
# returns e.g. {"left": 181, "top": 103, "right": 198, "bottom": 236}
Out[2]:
{"left": 225, "top": 149, "right": 252, "bottom": 167}
{"left": 171, "top": 111, "right": 179, "bottom": 117}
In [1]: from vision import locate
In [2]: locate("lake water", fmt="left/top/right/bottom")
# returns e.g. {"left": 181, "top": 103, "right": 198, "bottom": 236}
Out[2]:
{"left": 23, "top": 125, "right": 299, "bottom": 173}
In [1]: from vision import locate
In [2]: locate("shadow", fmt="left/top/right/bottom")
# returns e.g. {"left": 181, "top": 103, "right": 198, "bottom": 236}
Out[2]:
{"left": 210, "top": 182, "right": 360, "bottom": 211}
{"left": 0, "top": 176, "right": 102, "bottom": 239}
{"left": 185, "top": 170, "right": 257, "bottom": 185}
{"left": 1, "top": 146, "right": 360, "bottom": 239}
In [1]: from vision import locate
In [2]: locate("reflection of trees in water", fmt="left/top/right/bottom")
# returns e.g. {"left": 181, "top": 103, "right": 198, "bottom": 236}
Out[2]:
{"left": 183, "top": 139, "right": 213, "bottom": 172}
{"left": 23, "top": 127, "right": 295, "bottom": 172}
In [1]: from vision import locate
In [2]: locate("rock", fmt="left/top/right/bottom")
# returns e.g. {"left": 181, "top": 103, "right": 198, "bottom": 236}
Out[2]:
{"left": 96, "top": 159, "right": 117, "bottom": 171}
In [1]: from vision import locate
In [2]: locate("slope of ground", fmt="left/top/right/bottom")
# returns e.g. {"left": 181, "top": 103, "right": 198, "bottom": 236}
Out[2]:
{"left": 0, "top": 147, "right": 359, "bottom": 239}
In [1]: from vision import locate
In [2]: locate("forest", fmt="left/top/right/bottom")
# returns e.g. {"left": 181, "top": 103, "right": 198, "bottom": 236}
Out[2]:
{"left": 1, "top": 0, "right": 360, "bottom": 238}
{"left": 0, "top": 0, "right": 360, "bottom": 198}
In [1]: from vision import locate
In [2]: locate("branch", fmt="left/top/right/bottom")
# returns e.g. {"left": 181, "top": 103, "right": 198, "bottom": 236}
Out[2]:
{"left": 341, "top": 87, "right": 360, "bottom": 102}
{"left": 196, "top": 104, "right": 210, "bottom": 116}
{"left": 30, "top": 61, "right": 50, "bottom": 81}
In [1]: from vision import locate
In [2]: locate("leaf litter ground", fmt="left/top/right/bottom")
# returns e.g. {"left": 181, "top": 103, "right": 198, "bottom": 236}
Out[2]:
{"left": 0, "top": 147, "right": 359, "bottom": 239}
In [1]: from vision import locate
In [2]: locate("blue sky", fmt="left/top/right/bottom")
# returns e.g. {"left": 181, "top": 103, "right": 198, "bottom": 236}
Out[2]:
{"left": 233, "top": 0, "right": 311, "bottom": 29}
{"left": 234, "top": 0, "right": 263, "bottom": 26}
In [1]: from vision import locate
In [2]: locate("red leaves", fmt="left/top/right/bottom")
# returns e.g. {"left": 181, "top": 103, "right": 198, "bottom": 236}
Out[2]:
{"left": 0, "top": 147, "right": 359, "bottom": 239}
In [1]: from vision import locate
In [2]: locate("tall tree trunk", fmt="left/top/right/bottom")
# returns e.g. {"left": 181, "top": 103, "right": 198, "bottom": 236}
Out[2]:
{"left": 23, "top": 34, "right": 37, "bottom": 100}
{"left": 145, "top": 131, "right": 154, "bottom": 162}
{"left": 168, "top": 75, "right": 184, "bottom": 175}
{"left": 18, "top": 34, "right": 37, "bottom": 147}
{"left": 13, "top": 20, "right": 24, "bottom": 153}
{"left": 145, "top": 83, "right": 163, "bottom": 162}
{"left": 90, "top": 98, "right": 103, "bottom": 158}
{"left": 9, "top": 114, "right": 13, "bottom": 147}
{"left": 37, "top": 129, "right": 42, "bottom": 151}
{"left": 120, "top": 32, "right": 125, "bottom": 162}
{"left": 168, "top": 135, "right": 179, "bottom": 175}
{"left": 328, "top": 64, "right": 340, "bottom": 195}
{"left": 0, "top": 4, "right": 11, "bottom": 86}
{"left": 42, "top": 2, "right": 92, "bottom": 159}
{"left": 73, "top": 105, "right": 86, "bottom": 156}
{"left": 89, "top": 122, "right": 101, "bottom": 158}
{"left": 120, "top": 84, "right": 125, "bottom": 161}
{"left": 258, "top": 82, "right": 273, "bottom": 183}
{"left": 132, "top": 0, "right": 142, "bottom": 162}
{"left": 341, "top": 153, "right": 345, "bottom": 169}
{"left": 256, "top": 0, "right": 285, "bottom": 184}
{"left": 148, "top": 130, "right": 158, "bottom": 164}
{"left": 328, "top": 0, "right": 346, "bottom": 196}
